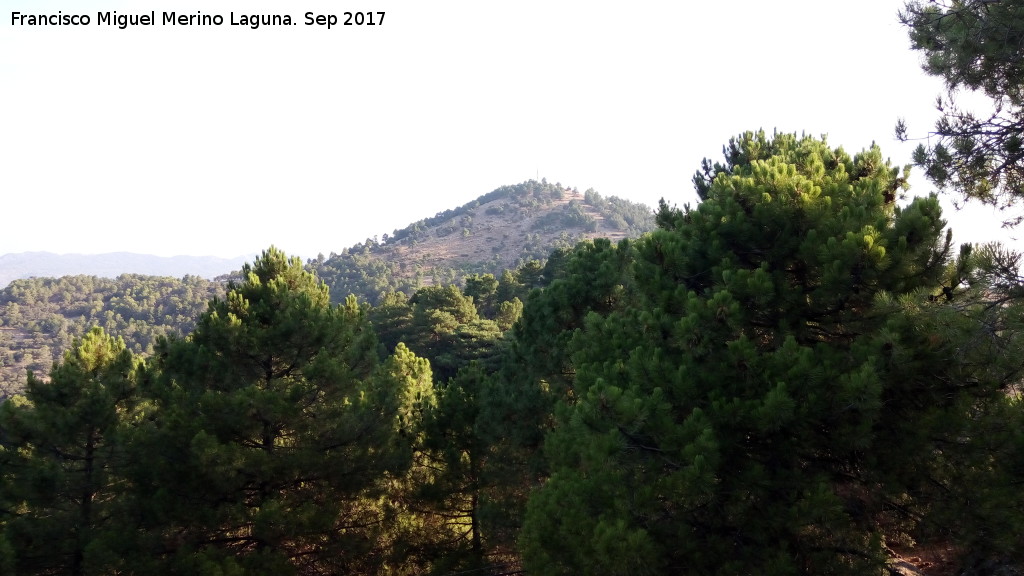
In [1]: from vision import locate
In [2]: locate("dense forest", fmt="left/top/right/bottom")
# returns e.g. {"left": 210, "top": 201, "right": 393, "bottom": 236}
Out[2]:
{"left": 0, "top": 275, "right": 226, "bottom": 395}
{"left": 3, "top": 132, "right": 1024, "bottom": 575}
{"left": 4, "top": 3, "right": 1024, "bottom": 574}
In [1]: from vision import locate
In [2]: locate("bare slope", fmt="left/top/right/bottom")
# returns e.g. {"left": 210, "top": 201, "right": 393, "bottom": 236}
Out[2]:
{"left": 311, "top": 180, "right": 656, "bottom": 304}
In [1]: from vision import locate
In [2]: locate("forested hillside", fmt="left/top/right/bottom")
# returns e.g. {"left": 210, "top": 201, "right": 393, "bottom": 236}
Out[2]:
{"left": 309, "top": 179, "right": 655, "bottom": 304}
{"left": 0, "top": 181, "right": 653, "bottom": 394}
{"left": 0, "top": 275, "right": 225, "bottom": 395}
{"left": 2, "top": 133, "right": 1024, "bottom": 575}
{"left": 6, "top": 1, "right": 1024, "bottom": 572}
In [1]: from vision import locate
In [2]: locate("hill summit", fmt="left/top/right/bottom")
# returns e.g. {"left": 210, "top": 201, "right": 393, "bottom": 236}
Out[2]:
{"left": 310, "top": 179, "right": 656, "bottom": 304}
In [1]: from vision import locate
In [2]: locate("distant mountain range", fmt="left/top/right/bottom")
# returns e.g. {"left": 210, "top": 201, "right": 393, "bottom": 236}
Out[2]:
{"left": 0, "top": 252, "right": 252, "bottom": 288}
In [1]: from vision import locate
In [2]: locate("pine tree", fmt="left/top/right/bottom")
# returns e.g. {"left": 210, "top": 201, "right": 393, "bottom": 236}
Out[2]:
{"left": 520, "top": 132, "right": 1024, "bottom": 575}
{"left": 134, "top": 247, "right": 415, "bottom": 575}
{"left": 0, "top": 327, "right": 141, "bottom": 576}
{"left": 898, "top": 0, "right": 1024, "bottom": 221}
{"left": 368, "top": 285, "right": 508, "bottom": 570}
{"left": 463, "top": 274, "right": 499, "bottom": 318}
{"left": 477, "top": 237, "right": 636, "bottom": 558}
{"left": 405, "top": 362, "right": 491, "bottom": 573}
{"left": 401, "top": 285, "right": 503, "bottom": 383}
{"left": 370, "top": 291, "right": 415, "bottom": 354}
{"left": 371, "top": 342, "right": 441, "bottom": 573}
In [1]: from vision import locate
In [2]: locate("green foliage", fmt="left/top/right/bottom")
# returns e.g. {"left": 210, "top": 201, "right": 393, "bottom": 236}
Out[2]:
{"left": 314, "top": 180, "right": 654, "bottom": 305}
{"left": 463, "top": 274, "right": 499, "bottom": 317}
{"left": 0, "top": 274, "right": 222, "bottom": 395}
{"left": 901, "top": 0, "right": 1024, "bottom": 114}
{"left": 494, "top": 297, "right": 523, "bottom": 331}
{"left": 898, "top": 0, "right": 1024, "bottom": 221}
{"left": 583, "top": 188, "right": 656, "bottom": 236}
{"left": 372, "top": 285, "right": 506, "bottom": 384}
{"left": 14, "top": 160, "right": 1024, "bottom": 574}
{"left": 411, "top": 363, "right": 491, "bottom": 573}
{"left": 365, "top": 284, "right": 513, "bottom": 570}
{"left": 0, "top": 217, "right": 646, "bottom": 573}
{"left": 477, "top": 237, "right": 636, "bottom": 555}
{"left": 134, "top": 247, "right": 416, "bottom": 574}
{"left": 519, "top": 132, "right": 1024, "bottom": 575}
{"left": 531, "top": 200, "right": 598, "bottom": 233}
{"left": 0, "top": 327, "right": 141, "bottom": 576}
{"left": 310, "top": 243, "right": 419, "bottom": 306}
{"left": 366, "top": 276, "right": 521, "bottom": 569}
{"left": 369, "top": 291, "right": 416, "bottom": 354}
{"left": 371, "top": 342, "right": 447, "bottom": 573}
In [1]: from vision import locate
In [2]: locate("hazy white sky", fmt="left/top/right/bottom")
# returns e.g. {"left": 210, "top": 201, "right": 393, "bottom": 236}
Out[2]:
{"left": 2, "top": 0, "right": 1018, "bottom": 259}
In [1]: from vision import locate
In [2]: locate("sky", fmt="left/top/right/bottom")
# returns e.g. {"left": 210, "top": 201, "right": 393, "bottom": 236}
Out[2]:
{"left": 2, "top": 0, "right": 1020, "bottom": 260}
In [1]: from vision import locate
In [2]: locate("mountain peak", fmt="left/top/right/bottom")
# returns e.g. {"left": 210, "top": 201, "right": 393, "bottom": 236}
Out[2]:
{"left": 311, "top": 180, "right": 655, "bottom": 303}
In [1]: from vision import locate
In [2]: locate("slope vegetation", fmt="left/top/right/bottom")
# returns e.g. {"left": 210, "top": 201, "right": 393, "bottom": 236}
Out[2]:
{"left": 311, "top": 180, "right": 655, "bottom": 304}
{"left": 0, "top": 180, "right": 655, "bottom": 392}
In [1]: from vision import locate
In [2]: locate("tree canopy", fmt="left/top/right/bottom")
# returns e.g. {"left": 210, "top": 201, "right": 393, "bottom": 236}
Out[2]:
{"left": 898, "top": 0, "right": 1024, "bottom": 222}
{"left": 519, "top": 131, "right": 1024, "bottom": 575}
{"left": 131, "top": 247, "right": 421, "bottom": 574}
{"left": 2, "top": 141, "right": 1024, "bottom": 574}
{"left": 0, "top": 327, "right": 142, "bottom": 575}
{"left": 0, "top": 274, "right": 223, "bottom": 395}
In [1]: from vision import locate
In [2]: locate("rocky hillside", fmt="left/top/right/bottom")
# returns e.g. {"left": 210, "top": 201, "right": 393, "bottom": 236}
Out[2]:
{"left": 310, "top": 180, "right": 655, "bottom": 304}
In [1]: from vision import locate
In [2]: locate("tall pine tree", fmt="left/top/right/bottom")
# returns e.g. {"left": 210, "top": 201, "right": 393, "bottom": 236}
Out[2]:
{"left": 520, "top": 132, "right": 1024, "bottom": 575}
{"left": 0, "top": 327, "right": 141, "bottom": 576}
{"left": 134, "top": 247, "right": 417, "bottom": 575}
